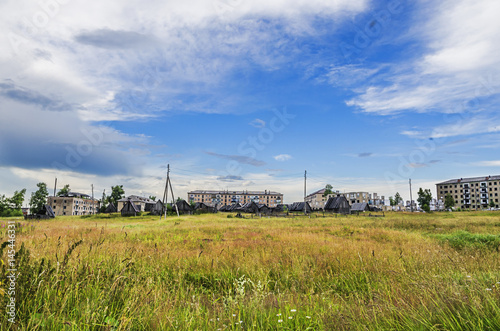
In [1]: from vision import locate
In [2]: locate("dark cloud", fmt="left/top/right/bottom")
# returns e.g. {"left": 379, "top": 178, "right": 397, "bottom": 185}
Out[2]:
{"left": 358, "top": 152, "right": 373, "bottom": 157}
{"left": 75, "top": 29, "right": 157, "bottom": 49}
{"left": 0, "top": 141, "right": 135, "bottom": 176}
{"left": 217, "top": 175, "right": 244, "bottom": 182}
{"left": 0, "top": 80, "right": 77, "bottom": 111}
{"left": 205, "top": 151, "right": 266, "bottom": 167}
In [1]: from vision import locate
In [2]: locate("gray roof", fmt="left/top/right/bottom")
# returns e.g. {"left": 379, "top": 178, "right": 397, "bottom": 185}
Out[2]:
{"left": 306, "top": 188, "right": 326, "bottom": 198}
{"left": 118, "top": 195, "right": 155, "bottom": 203}
{"left": 436, "top": 175, "right": 500, "bottom": 185}
{"left": 324, "top": 196, "right": 349, "bottom": 210}
{"left": 351, "top": 202, "right": 369, "bottom": 211}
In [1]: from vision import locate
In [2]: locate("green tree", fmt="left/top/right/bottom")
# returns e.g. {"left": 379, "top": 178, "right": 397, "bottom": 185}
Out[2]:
{"left": 489, "top": 200, "right": 496, "bottom": 208}
{"left": 0, "top": 194, "right": 8, "bottom": 216}
{"left": 9, "top": 189, "right": 26, "bottom": 211}
{"left": 149, "top": 195, "right": 156, "bottom": 201}
{"left": 109, "top": 185, "right": 125, "bottom": 207}
{"left": 417, "top": 188, "right": 432, "bottom": 212}
{"left": 323, "top": 184, "right": 334, "bottom": 197}
{"left": 57, "top": 184, "right": 70, "bottom": 196}
{"left": 389, "top": 196, "right": 395, "bottom": 207}
{"left": 444, "top": 193, "right": 455, "bottom": 210}
{"left": 29, "top": 182, "right": 49, "bottom": 214}
{"left": 99, "top": 191, "right": 108, "bottom": 213}
{"left": 394, "top": 192, "right": 403, "bottom": 205}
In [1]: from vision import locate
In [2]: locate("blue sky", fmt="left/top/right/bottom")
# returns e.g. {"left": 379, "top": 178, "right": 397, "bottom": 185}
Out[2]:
{"left": 1, "top": 0, "right": 500, "bottom": 203}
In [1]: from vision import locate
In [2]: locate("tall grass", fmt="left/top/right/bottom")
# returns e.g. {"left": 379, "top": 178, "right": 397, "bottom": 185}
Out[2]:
{"left": 1, "top": 211, "right": 500, "bottom": 330}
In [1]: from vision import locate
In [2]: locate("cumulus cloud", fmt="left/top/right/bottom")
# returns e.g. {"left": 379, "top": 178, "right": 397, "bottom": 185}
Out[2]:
{"left": 346, "top": 0, "right": 500, "bottom": 116}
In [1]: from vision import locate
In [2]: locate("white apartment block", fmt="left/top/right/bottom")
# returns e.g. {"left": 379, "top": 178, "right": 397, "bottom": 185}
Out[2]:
{"left": 48, "top": 192, "right": 99, "bottom": 216}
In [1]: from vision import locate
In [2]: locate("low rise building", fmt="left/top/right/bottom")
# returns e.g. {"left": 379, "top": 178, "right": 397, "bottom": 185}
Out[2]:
{"left": 117, "top": 195, "right": 156, "bottom": 212}
{"left": 187, "top": 190, "right": 283, "bottom": 208}
{"left": 306, "top": 189, "right": 385, "bottom": 209}
{"left": 48, "top": 192, "right": 99, "bottom": 216}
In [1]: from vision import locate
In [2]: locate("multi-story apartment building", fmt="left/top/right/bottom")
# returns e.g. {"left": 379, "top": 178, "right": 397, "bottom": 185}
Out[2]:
{"left": 305, "top": 189, "right": 385, "bottom": 209}
{"left": 47, "top": 192, "right": 99, "bottom": 216}
{"left": 188, "top": 190, "right": 283, "bottom": 208}
{"left": 436, "top": 175, "right": 500, "bottom": 209}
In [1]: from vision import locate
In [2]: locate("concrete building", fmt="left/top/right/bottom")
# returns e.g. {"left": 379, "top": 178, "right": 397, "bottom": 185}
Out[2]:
{"left": 48, "top": 192, "right": 99, "bottom": 216}
{"left": 187, "top": 190, "right": 283, "bottom": 208}
{"left": 306, "top": 189, "right": 385, "bottom": 209}
{"left": 436, "top": 175, "right": 500, "bottom": 209}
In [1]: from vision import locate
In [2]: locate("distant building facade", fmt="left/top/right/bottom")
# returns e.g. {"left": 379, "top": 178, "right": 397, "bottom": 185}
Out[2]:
{"left": 187, "top": 190, "right": 283, "bottom": 208}
{"left": 117, "top": 195, "right": 156, "bottom": 212}
{"left": 305, "top": 189, "right": 385, "bottom": 209}
{"left": 436, "top": 175, "right": 500, "bottom": 209}
{"left": 48, "top": 192, "right": 99, "bottom": 216}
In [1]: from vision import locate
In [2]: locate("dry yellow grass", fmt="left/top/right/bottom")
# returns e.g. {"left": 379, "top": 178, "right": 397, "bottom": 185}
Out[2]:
{"left": 2, "top": 211, "right": 500, "bottom": 330}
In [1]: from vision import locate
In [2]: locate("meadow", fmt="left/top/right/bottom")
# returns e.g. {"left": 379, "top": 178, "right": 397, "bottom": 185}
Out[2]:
{"left": 1, "top": 211, "right": 500, "bottom": 330}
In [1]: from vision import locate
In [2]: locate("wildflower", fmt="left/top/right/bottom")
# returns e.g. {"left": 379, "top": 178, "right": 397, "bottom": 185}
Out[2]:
{"left": 486, "top": 288, "right": 492, "bottom": 291}
{"left": 306, "top": 316, "right": 311, "bottom": 319}
{"left": 278, "top": 320, "right": 283, "bottom": 323}
{"left": 290, "top": 309, "right": 296, "bottom": 312}
{"left": 276, "top": 313, "right": 281, "bottom": 316}
{"left": 232, "top": 314, "right": 236, "bottom": 317}
{"left": 466, "top": 275, "right": 471, "bottom": 278}
{"left": 288, "top": 316, "right": 293, "bottom": 319}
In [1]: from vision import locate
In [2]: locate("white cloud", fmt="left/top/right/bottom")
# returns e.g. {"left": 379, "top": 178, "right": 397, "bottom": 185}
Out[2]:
{"left": 346, "top": 0, "right": 500, "bottom": 115}
{"left": 474, "top": 161, "right": 500, "bottom": 167}
{"left": 274, "top": 154, "right": 292, "bottom": 161}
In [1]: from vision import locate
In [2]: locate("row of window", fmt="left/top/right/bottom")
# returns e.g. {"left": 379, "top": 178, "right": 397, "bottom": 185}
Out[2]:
{"left": 441, "top": 182, "right": 499, "bottom": 189}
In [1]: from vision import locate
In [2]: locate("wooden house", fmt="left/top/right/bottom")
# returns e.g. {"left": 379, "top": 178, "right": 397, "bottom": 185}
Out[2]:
{"left": 121, "top": 200, "right": 140, "bottom": 216}
{"left": 324, "top": 196, "right": 351, "bottom": 214}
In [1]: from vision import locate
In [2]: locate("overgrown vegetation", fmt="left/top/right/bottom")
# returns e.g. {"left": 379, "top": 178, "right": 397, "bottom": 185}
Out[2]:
{"left": 1, "top": 211, "right": 500, "bottom": 330}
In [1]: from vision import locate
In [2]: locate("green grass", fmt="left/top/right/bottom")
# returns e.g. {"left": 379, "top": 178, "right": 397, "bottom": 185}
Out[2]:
{"left": 1, "top": 211, "right": 500, "bottom": 330}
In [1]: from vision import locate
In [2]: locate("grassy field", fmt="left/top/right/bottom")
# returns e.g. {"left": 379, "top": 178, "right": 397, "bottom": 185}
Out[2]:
{"left": 2, "top": 211, "right": 500, "bottom": 330}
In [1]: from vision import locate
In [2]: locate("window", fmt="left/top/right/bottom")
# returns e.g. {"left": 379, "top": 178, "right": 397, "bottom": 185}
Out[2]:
{"left": 63, "top": 206, "right": 66, "bottom": 209}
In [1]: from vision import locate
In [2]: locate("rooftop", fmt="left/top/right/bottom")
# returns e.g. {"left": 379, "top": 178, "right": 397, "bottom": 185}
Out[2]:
{"left": 436, "top": 175, "right": 500, "bottom": 185}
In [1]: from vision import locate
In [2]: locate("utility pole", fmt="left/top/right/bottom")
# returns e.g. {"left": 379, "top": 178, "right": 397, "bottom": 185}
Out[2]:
{"left": 54, "top": 177, "right": 57, "bottom": 197}
{"left": 304, "top": 170, "right": 307, "bottom": 215}
{"left": 304, "top": 170, "right": 307, "bottom": 201}
{"left": 91, "top": 184, "right": 94, "bottom": 215}
{"left": 161, "top": 164, "right": 179, "bottom": 219}
{"left": 409, "top": 178, "right": 413, "bottom": 212}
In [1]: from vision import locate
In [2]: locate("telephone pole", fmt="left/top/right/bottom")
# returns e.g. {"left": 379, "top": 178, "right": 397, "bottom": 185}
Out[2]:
{"left": 54, "top": 177, "right": 57, "bottom": 197}
{"left": 409, "top": 179, "right": 413, "bottom": 212}
{"left": 161, "top": 164, "right": 179, "bottom": 219}
{"left": 304, "top": 170, "right": 307, "bottom": 215}
{"left": 304, "top": 170, "right": 307, "bottom": 201}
